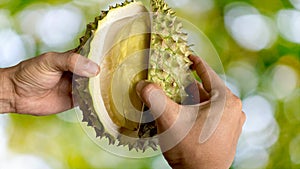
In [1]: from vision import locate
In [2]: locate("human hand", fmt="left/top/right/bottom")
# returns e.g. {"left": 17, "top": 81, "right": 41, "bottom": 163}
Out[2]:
{"left": 0, "top": 50, "right": 99, "bottom": 115}
{"left": 136, "top": 55, "right": 246, "bottom": 169}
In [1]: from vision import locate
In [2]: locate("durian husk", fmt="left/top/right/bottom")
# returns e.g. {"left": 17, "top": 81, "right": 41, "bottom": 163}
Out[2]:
{"left": 73, "top": 0, "right": 194, "bottom": 151}
{"left": 148, "top": 0, "right": 194, "bottom": 103}
{"left": 73, "top": 0, "right": 159, "bottom": 151}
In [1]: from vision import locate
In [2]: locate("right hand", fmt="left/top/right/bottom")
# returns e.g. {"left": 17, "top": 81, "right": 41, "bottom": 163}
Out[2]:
{"left": 136, "top": 55, "right": 246, "bottom": 169}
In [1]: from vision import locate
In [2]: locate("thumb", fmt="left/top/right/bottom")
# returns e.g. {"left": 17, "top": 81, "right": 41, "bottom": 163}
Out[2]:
{"left": 43, "top": 50, "right": 100, "bottom": 77}
{"left": 136, "top": 80, "right": 179, "bottom": 132}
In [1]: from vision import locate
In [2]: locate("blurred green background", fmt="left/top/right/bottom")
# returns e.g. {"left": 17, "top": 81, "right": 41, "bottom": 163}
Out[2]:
{"left": 0, "top": 0, "right": 299, "bottom": 169}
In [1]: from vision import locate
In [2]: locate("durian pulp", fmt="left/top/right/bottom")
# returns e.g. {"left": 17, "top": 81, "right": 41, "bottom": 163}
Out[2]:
{"left": 87, "top": 2, "right": 150, "bottom": 134}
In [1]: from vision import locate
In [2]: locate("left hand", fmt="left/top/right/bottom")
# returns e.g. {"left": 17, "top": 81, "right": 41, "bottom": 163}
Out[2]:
{"left": 8, "top": 50, "right": 99, "bottom": 115}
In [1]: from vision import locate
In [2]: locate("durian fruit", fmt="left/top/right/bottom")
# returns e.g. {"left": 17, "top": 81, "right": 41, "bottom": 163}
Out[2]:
{"left": 149, "top": 0, "right": 194, "bottom": 103}
{"left": 73, "top": 0, "right": 194, "bottom": 151}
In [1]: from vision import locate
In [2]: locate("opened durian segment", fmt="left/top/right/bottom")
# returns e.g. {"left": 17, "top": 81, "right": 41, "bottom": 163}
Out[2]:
{"left": 87, "top": 2, "right": 150, "bottom": 137}
{"left": 74, "top": 0, "right": 196, "bottom": 151}
{"left": 149, "top": 0, "right": 194, "bottom": 104}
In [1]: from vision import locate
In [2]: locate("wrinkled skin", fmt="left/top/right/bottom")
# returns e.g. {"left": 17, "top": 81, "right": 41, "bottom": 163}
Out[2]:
{"left": 0, "top": 50, "right": 100, "bottom": 115}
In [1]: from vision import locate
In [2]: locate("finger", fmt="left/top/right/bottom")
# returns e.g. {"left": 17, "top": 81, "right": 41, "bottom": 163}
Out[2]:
{"left": 136, "top": 80, "right": 179, "bottom": 132}
{"left": 197, "top": 82, "right": 211, "bottom": 102}
{"left": 185, "top": 81, "right": 210, "bottom": 104}
{"left": 70, "top": 52, "right": 100, "bottom": 77}
{"left": 43, "top": 50, "right": 100, "bottom": 77}
{"left": 189, "top": 55, "right": 224, "bottom": 93}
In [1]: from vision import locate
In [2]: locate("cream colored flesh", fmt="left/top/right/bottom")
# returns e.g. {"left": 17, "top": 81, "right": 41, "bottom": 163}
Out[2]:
{"left": 87, "top": 2, "right": 150, "bottom": 136}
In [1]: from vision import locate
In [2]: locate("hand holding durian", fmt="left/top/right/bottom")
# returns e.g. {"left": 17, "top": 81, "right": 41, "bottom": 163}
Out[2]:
{"left": 0, "top": 51, "right": 245, "bottom": 168}
{"left": 0, "top": 50, "right": 100, "bottom": 115}
{"left": 136, "top": 55, "right": 245, "bottom": 169}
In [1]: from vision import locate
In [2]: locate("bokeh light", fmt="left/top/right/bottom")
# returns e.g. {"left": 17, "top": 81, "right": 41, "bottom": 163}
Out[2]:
{"left": 0, "top": 155, "right": 52, "bottom": 169}
{"left": 290, "top": 0, "right": 300, "bottom": 10}
{"left": 37, "top": 5, "right": 84, "bottom": 50}
{"left": 277, "top": 9, "right": 300, "bottom": 44}
{"left": 17, "top": 4, "right": 48, "bottom": 40}
{"left": 242, "top": 95, "right": 278, "bottom": 140}
{"left": 234, "top": 94, "right": 279, "bottom": 168}
{"left": 224, "top": 2, "right": 277, "bottom": 51}
{"left": 284, "top": 89, "right": 300, "bottom": 123}
{"left": 0, "top": 114, "right": 9, "bottom": 156}
{"left": 17, "top": 3, "right": 84, "bottom": 52}
{"left": 234, "top": 146, "right": 269, "bottom": 169}
{"left": 290, "top": 134, "right": 300, "bottom": 164}
{"left": 271, "top": 65, "right": 298, "bottom": 100}
{"left": 0, "top": 29, "right": 27, "bottom": 67}
{"left": 0, "top": 10, "right": 12, "bottom": 29}
{"left": 225, "top": 77, "right": 241, "bottom": 98}
{"left": 226, "top": 61, "right": 259, "bottom": 96}
{"left": 0, "top": 115, "right": 52, "bottom": 169}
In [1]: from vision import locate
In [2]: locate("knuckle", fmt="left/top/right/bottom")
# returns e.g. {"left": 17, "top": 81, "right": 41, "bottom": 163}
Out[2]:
{"left": 65, "top": 52, "right": 79, "bottom": 72}
{"left": 141, "top": 83, "right": 159, "bottom": 95}
{"left": 68, "top": 52, "right": 78, "bottom": 64}
{"left": 39, "top": 52, "right": 56, "bottom": 66}
{"left": 37, "top": 53, "right": 48, "bottom": 63}
{"left": 240, "top": 111, "right": 247, "bottom": 125}
{"left": 67, "top": 54, "right": 75, "bottom": 71}
{"left": 36, "top": 53, "right": 53, "bottom": 70}
{"left": 41, "top": 52, "right": 55, "bottom": 59}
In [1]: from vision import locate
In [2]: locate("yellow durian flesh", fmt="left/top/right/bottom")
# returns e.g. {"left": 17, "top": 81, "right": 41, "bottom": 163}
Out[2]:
{"left": 101, "top": 25, "right": 150, "bottom": 130}
{"left": 87, "top": 2, "right": 150, "bottom": 135}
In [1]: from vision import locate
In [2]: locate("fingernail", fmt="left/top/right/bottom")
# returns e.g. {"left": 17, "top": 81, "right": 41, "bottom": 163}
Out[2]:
{"left": 84, "top": 61, "right": 100, "bottom": 76}
{"left": 136, "top": 81, "right": 166, "bottom": 117}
